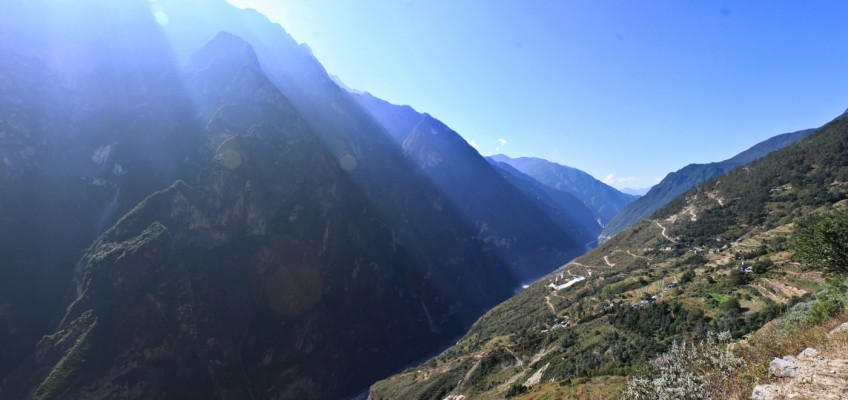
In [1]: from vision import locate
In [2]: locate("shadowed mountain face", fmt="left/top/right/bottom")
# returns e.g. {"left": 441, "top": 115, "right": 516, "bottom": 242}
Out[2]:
{"left": 0, "top": 2, "right": 555, "bottom": 398}
{"left": 354, "top": 93, "right": 593, "bottom": 274}
{"left": 486, "top": 160, "right": 602, "bottom": 249}
{"left": 600, "top": 128, "right": 817, "bottom": 241}
{"left": 488, "top": 154, "right": 638, "bottom": 226}
{"left": 0, "top": 0, "right": 208, "bottom": 381}
{"left": 146, "top": 0, "right": 587, "bottom": 280}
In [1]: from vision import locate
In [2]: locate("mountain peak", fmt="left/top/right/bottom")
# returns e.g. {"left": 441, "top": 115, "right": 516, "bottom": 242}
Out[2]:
{"left": 187, "top": 31, "right": 259, "bottom": 70}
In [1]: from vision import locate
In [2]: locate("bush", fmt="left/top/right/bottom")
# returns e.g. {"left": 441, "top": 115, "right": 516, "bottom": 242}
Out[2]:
{"left": 807, "top": 297, "right": 839, "bottom": 325}
{"left": 622, "top": 331, "right": 743, "bottom": 400}
{"left": 680, "top": 268, "right": 695, "bottom": 284}
{"left": 805, "top": 279, "right": 847, "bottom": 325}
{"left": 728, "top": 269, "right": 751, "bottom": 286}
{"left": 505, "top": 384, "right": 529, "bottom": 397}
{"left": 753, "top": 258, "right": 773, "bottom": 274}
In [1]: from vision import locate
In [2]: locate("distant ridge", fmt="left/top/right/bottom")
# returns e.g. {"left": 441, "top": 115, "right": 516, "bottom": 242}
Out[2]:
{"left": 600, "top": 128, "right": 816, "bottom": 241}
{"left": 488, "top": 154, "right": 638, "bottom": 226}
{"left": 354, "top": 92, "right": 594, "bottom": 272}
{"left": 620, "top": 187, "right": 651, "bottom": 196}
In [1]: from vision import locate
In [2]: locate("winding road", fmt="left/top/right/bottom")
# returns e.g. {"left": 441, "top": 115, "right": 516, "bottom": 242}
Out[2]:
{"left": 654, "top": 220, "right": 680, "bottom": 244}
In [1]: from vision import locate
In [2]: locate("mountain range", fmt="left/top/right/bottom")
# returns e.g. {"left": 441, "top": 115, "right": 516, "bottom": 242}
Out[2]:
{"left": 0, "top": 1, "right": 615, "bottom": 398}
{"left": 0, "top": 1, "right": 839, "bottom": 399}
{"left": 489, "top": 154, "right": 639, "bottom": 226}
{"left": 600, "top": 128, "right": 817, "bottom": 241}
{"left": 354, "top": 92, "right": 599, "bottom": 260}
{"left": 369, "top": 105, "right": 848, "bottom": 400}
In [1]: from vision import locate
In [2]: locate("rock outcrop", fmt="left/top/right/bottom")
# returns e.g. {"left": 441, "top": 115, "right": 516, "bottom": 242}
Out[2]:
{"left": 752, "top": 345, "right": 848, "bottom": 400}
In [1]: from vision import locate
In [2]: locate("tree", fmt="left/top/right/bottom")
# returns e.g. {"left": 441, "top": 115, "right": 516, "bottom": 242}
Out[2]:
{"left": 722, "top": 297, "right": 741, "bottom": 314}
{"left": 680, "top": 268, "right": 696, "bottom": 284}
{"left": 753, "top": 258, "right": 773, "bottom": 274}
{"left": 728, "top": 269, "right": 750, "bottom": 287}
{"left": 791, "top": 209, "right": 848, "bottom": 275}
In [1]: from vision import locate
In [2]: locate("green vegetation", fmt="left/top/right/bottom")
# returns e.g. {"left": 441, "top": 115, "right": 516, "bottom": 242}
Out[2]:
{"left": 33, "top": 319, "right": 98, "bottom": 400}
{"left": 621, "top": 278, "right": 848, "bottom": 399}
{"left": 792, "top": 208, "right": 848, "bottom": 275}
{"left": 621, "top": 200, "right": 848, "bottom": 399}
{"left": 622, "top": 331, "right": 743, "bottom": 400}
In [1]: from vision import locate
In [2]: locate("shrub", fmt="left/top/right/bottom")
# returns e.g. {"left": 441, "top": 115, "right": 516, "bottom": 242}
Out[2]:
{"left": 505, "top": 384, "right": 529, "bottom": 397}
{"left": 807, "top": 297, "right": 839, "bottom": 325}
{"left": 622, "top": 331, "right": 743, "bottom": 400}
{"left": 680, "top": 268, "right": 696, "bottom": 284}
{"left": 753, "top": 258, "right": 773, "bottom": 274}
{"left": 728, "top": 269, "right": 750, "bottom": 286}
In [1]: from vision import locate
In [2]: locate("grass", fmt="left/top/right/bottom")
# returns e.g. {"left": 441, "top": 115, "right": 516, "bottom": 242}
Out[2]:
{"left": 708, "top": 292, "right": 731, "bottom": 303}
{"left": 516, "top": 376, "right": 627, "bottom": 400}
{"left": 783, "top": 276, "right": 826, "bottom": 291}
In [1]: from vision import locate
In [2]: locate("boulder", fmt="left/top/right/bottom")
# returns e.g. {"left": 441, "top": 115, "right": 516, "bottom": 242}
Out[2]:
{"left": 828, "top": 322, "right": 848, "bottom": 337}
{"left": 798, "top": 347, "right": 819, "bottom": 359}
{"left": 751, "top": 384, "right": 776, "bottom": 400}
{"left": 769, "top": 356, "right": 800, "bottom": 377}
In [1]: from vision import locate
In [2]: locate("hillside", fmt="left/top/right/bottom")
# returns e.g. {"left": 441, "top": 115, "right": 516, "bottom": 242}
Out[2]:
{"left": 487, "top": 160, "right": 602, "bottom": 249}
{"left": 0, "top": 30, "right": 523, "bottom": 400}
{"left": 355, "top": 93, "right": 596, "bottom": 261}
{"left": 600, "top": 128, "right": 816, "bottom": 242}
{"left": 488, "top": 154, "right": 637, "bottom": 226}
{"left": 152, "top": 0, "right": 591, "bottom": 278}
{"left": 0, "top": 3, "right": 570, "bottom": 398}
{"left": 369, "top": 111, "right": 848, "bottom": 400}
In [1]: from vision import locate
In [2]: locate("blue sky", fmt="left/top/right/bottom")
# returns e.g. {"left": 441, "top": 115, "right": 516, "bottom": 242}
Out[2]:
{"left": 226, "top": 0, "right": 848, "bottom": 190}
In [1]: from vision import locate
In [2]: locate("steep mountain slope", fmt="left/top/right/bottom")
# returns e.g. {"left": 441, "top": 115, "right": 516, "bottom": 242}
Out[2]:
{"left": 139, "top": 0, "right": 588, "bottom": 280}
{"left": 0, "top": 2, "right": 566, "bottom": 398}
{"left": 0, "top": 1, "right": 209, "bottom": 380}
{"left": 486, "top": 159, "right": 602, "bottom": 248}
{"left": 0, "top": 31, "right": 523, "bottom": 400}
{"left": 601, "top": 128, "right": 816, "bottom": 241}
{"left": 489, "top": 154, "right": 638, "bottom": 226}
{"left": 370, "top": 111, "right": 848, "bottom": 399}
{"left": 354, "top": 93, "right": 593, "bottom": 267}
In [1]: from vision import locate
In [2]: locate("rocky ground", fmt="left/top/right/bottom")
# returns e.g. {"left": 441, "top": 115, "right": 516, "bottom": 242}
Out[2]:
{"left": 752, "top": 323, "right": 848, "bottom": 400}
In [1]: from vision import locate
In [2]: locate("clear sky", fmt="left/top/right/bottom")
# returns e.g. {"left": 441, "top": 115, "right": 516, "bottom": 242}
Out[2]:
{"left": 226, "top": 0, "right": 848, "bottom": 190}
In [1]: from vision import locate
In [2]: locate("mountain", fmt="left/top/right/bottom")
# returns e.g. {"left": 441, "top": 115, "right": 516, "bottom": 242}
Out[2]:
{"left": 354, "top": 92, "right": 593, "bottom": 267}
{"left": 369, "top": 111, "right": 848, "bottom": 399}
{"left": 620, "top": 187, "right": 651, "bottom": 196}
{"left": 148, "top": 0, "right": 594, "bottom": 278}
{"left": 0, "top": 27, "right": 521, "bottom": 399}
{"left": 0, "top": 1, "right": 582, "bottom": 398}
{"left": 0, "top": 0, "right": 212, "bottom": 382}
{"left": 600, "top": 128, "right": 816, "bottom": 242}
{"left": 486, "top": 159, "right": 602, "bottom": 248}
{"left": 488, "top": 154, "right": 638, "bottom": 225}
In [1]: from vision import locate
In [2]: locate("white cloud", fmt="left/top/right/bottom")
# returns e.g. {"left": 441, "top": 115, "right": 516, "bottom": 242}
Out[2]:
{"left": 467, "top": 139, "right": 481, "bottom": 151}
{"left": 604, "top": 174, "right": 638, "bottom": 184}
{"left": 495, "top": 138, "right": 507, "bottom": 151}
